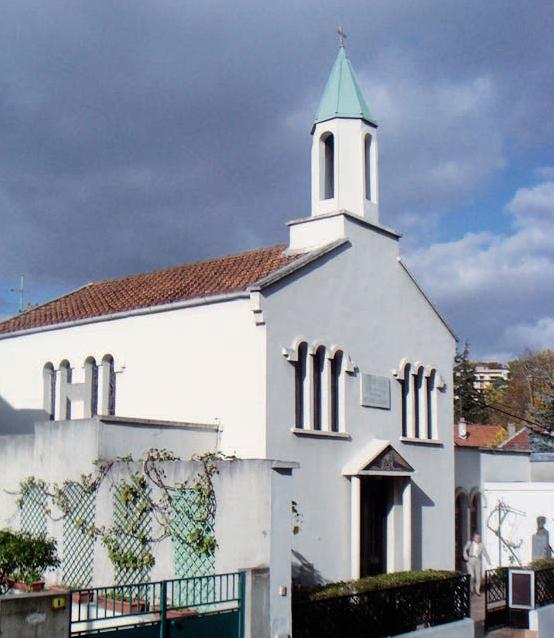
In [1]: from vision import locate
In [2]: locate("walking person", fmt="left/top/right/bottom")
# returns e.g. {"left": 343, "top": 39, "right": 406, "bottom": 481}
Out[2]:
{"left": 463, "top": 532, "right": 490, "bottom": 595}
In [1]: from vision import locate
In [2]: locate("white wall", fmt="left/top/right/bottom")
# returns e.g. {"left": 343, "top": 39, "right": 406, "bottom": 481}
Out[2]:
{"left": 264, "top": 216, "right": 456, "bottom": 582}
{"left": 530, "top": 603, "right": 554, "bottom": 636}
{"left": 0, "top": 298, "right": 266, "bottom": 457}
{"left": 0, "top": 421, "right": 295, "bottom": 636}
{"left": 483, "top": 482, "right": 554, "bottom": 568}
{"left": 397, "top": 618, "right": 474, "bottom": 638}
{"left": 0, "top": 418, "right": 218, "bottom": 536}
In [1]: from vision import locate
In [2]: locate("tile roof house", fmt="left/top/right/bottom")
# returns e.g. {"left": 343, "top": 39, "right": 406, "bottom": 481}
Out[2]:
{"left": 453, "top": 423, "right": 507, "bottom": 449}
{"left": 0, "top": 245, "right": 304, "bottom": 335}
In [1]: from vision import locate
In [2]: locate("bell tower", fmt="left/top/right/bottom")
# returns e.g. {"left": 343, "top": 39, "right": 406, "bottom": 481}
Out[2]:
{"left": 310, "top": 36, "right": 379, "bottom": 224}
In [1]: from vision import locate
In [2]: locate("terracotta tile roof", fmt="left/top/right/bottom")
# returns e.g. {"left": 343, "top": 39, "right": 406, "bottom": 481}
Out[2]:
{"left": 0, "top": 244, "right": 301, "bottom": 335}
{"left": 499, "top": 427, "right": 530, "bottom": 451}
{"left": 453, "top": 423, "right": 506, "bottom": 449}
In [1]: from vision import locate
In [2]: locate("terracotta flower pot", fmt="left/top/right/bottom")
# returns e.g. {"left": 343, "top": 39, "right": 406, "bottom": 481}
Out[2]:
{"left": 72, "top": 590, "right": 94, "bottom": 604}
{"left": 97, "top": 594, "right": 146, "bottom": 614}
{"left": 13, "top": 580, "right": 45, "bottom": 593}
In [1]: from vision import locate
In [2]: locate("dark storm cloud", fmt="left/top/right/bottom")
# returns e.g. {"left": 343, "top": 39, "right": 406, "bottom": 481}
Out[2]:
{"left": 1, "top": 0, "right": 553, "bottom": 355}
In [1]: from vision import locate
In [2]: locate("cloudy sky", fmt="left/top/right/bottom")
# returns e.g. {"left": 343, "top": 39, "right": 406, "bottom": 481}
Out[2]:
{"left": 1, "top": 1, "right": 553, "bottom": 360}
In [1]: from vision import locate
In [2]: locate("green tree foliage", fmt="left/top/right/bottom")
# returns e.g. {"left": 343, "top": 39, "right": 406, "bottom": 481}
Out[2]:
{"left": 485, "top": 349, "right": 554, "bottom": 428}
{"left": 454, "top": 342, "right": 488, "bottom": 423}
{"left": 534, "top": 377, "right": 554, "bottom": 432}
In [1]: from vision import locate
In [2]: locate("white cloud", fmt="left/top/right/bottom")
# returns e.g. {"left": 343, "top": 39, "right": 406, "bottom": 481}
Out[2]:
{"left": 406, "top": 177, "right": 554, "bottom": 358}
{"left": 507, "top": 318, "right": 554, "bottom": 351}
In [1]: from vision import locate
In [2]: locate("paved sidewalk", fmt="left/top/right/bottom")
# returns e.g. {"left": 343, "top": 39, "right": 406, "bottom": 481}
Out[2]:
{"left": 471, "top": 592, "right": 537, "bottom": 637}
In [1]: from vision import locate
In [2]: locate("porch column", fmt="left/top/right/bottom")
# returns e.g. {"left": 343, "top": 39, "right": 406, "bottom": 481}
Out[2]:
{"left": 402, "top": 479, "right": 412, "bottom": 570}
{"left": 351, "top": 476, "right": 361, "bottom": 579}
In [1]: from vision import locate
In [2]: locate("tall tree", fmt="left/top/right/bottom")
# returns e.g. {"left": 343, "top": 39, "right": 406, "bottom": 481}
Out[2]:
{"left": 454, "top": 342, "right": 487, "bottom": 423}
{"left": 502, "top": 349, "right": 554, "bottom": 427}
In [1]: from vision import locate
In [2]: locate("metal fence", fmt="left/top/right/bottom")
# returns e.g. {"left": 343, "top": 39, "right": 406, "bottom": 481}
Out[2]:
{"left": 69, "top": 571, "right": 244, "bottom": 636}
{"left": 292, "top": 575, "right": 470, "bottom": 638}
{"left": 485, "top": 567, "right": 509, "bottom": 632}
{"left": 534, "top": 565, "right": 554, "bottom": 608}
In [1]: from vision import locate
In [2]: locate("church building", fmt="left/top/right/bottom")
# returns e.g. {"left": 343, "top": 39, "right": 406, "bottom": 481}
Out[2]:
{"left": 0, "top": 43, "right": 456, "bottom": 585}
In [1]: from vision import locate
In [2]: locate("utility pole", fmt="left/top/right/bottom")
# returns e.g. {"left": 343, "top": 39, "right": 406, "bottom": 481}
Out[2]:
{"left": 10, "top": 275, "right": 25, "bottom": 313}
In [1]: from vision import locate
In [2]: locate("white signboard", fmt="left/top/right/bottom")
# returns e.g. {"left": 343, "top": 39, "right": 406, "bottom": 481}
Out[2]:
{"left": 360, "top": 374, "right": 391, "bottom": 410}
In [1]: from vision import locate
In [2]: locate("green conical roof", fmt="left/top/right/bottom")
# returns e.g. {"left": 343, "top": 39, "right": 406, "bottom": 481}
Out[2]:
{"left": 313, "top": 47, "right": 377, "bottom": 130}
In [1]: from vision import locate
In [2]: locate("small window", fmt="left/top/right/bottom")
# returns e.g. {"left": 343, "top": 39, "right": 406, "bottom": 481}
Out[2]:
{"left": 365, "top": 134, "right": 372, "bottom": 201}
{"left": 84, "top": 357, "right": 98, "bottom": 417}
{"left": 330, "top": 350, "right": 344, "bottom": 432}
{"left": 101, "top": 355, "right": 116, "bottom": 416}
{"left": 42, "top": 363, "right": 56, "bottom": 420}
{"left": 320, "top": 133, "right": 335, "bottom": 200}
{"left": 414, "top": 367, "right": 425, "bottom": 438}
{"left": 59, "top": 360, "right": 72, "bottom": 420}
{"left": 295, "top": 343, "right": 308, "bottom": 429}
{"left": 312, "top": 346, "right": 326, "bottom": 430}
{"left": 399, "top": 364, "right": 411, "bottom": 437}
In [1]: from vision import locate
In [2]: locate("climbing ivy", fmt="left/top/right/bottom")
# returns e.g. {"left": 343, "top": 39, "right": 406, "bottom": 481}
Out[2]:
{"left": 13, "top": 449, "right": 233, "bottom": 574}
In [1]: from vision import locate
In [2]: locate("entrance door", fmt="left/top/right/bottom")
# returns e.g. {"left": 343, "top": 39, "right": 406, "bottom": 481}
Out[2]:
{"left": 360, "top": 477, "right": 388, "bottom": 576}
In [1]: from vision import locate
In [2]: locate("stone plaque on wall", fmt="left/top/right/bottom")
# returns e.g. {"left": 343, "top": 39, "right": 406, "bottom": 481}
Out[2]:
{"left": 360, "top": 374, "right": 391, "bottom": 410}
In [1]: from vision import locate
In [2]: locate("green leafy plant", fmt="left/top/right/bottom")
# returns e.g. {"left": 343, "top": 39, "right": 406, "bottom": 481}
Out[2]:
{"left": 13, "top": 449, "right": 233, "bottom": 574}
{"left": 296, "top": 570, "right": 459, "bottom": 601}
{"left": 0, "top": 530, "right": 60, "bottom": 592}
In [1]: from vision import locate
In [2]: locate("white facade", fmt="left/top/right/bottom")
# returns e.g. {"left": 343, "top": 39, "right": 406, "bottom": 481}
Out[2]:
{"left": 473, "top": 362, "right": 509, "bottom": 390}
{"left": 0, "top": 45, "right": 458, "bottom": 592}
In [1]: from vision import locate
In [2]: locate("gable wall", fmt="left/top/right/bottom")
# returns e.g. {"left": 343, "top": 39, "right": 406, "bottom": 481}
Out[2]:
{"left": 263, "top": 219, "right": 456, "bottom": 581}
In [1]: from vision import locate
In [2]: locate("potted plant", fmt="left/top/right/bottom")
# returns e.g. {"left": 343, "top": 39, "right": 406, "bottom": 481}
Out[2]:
{"left": 0, "top": 529, "right": 60, "bottom": 593}
{"left": 0, "top": 530, "right": 19, "bottom": 594}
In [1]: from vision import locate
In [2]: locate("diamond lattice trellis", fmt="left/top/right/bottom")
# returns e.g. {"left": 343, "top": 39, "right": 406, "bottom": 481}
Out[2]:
{"left": 20, "top": 485, "right": 47, "bottom": 537}
{"left": 113, "top": 485, "right": 152, "bottom": 585}
{"left": 62, "top": 484, "right": 96, "bottom": 587}
{"left": 171, "top": 489, "right": 215, "bottom": 579}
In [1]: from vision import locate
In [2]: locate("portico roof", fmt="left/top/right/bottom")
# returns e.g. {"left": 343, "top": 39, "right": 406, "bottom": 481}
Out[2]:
{"left": 342, "top": 439, "right": 414, "bottom": 477}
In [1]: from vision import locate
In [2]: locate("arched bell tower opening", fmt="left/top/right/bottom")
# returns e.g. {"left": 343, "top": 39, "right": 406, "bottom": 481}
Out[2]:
{"left": 320, "top": 132, "right": 335, "bottom": 200}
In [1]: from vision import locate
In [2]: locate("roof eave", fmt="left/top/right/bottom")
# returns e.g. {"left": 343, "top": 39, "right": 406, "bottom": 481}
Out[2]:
{"left": 249, "top": 238, "right": 349, "bottom": 292}
{"left": 0, "top": 290, "right": 251, "bottom": 340}
{"left": 311, "top": 115, "right": 378, "bottom": 134}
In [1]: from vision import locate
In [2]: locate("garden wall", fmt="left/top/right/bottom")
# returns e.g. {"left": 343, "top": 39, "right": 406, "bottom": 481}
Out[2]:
{"left": 0, "top": 590, "right": 70, "bottom": 638}
{"left": 397, "top": 618, "right": 474, "bottom": 638}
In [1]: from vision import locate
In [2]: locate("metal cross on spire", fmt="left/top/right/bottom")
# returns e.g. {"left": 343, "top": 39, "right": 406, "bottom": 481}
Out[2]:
{"left": 337, "top": 26, "right": 347, "bottom": 48}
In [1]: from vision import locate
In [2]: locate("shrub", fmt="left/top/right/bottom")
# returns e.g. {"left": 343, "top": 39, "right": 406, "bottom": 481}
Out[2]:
{"left": 0, "top": 529, "right": 60, "bottom": 592}
{"left": 295, "top": 569, "right": 459, "bottom": 601}
{"left": 529, "top": 558, "right": 554, "bottom": 570}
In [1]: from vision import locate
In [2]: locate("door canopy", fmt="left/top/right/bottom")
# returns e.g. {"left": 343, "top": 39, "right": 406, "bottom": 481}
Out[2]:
{"left": 342, "top": 439, "right": 414, "bottom": 477}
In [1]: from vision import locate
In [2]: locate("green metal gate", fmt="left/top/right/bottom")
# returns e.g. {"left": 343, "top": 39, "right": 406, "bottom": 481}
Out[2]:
{"left": 69, "top": 572, "right": 244, "bottom": 638}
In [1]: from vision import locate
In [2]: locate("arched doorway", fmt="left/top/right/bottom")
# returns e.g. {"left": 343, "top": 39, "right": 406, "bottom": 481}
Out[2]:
{"left": 470, "top": 490, "right": 482, "bottom": 537}
{"left": 455, "top": 490, "right": 469, "bottom": 571}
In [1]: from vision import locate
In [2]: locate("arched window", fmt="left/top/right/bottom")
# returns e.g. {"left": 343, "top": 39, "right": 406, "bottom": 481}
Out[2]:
{"left": 42, "top": 363, "right": 56, "bottom": 420}
{"left": 470, "top": 491, "right": 481, "bottom": 536}
{"left": 399, "top": 363, "right": 411, "bottom": 437}
{"left": 365, "top": 134, "right": 372, "bottom": 201}
{"left": 295, "top": 342, "right": 308, "bottom": 429}
{"left": 330, "top": 350, "right": 344, "bottom": 432}
{"left": 100, "top": 355, "right": 116, "bottom": 416}
{"left": 84, "top": 357, "right": 98, "bottom": 418}
{"left": 426, "top": 370, "right": 436, "bottom": 439}
{"left": 312, "top": 346, "right": 326, "bottom": 430}
{"left": 320, "top": 133, "right": 334, "bottom": 200}
{"left": 59, "top": 360, "right": 72, "bottom": 420}
{"left": 414, "top": 367, "right": 425, "bottom": 438}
